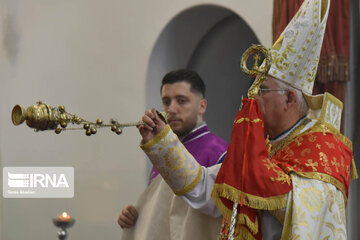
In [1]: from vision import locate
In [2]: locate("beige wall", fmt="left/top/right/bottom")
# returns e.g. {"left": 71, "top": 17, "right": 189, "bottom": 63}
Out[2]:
{"left": 0, "top": 0, "right": 272, "bottom": 239}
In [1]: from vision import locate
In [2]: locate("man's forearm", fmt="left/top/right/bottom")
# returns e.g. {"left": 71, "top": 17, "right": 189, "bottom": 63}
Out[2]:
{"left": 140, "top": 124, "right": 202, "bottom": 195}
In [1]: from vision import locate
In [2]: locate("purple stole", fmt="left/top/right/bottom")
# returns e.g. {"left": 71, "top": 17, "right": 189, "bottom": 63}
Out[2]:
{"left": 149, "top": 123, "right": 228, "bottom": 183}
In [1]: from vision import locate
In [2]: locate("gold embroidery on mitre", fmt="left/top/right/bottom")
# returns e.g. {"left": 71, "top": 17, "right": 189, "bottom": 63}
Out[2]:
{"left": 267, "top": 0, "right": 330, "bottom": 95}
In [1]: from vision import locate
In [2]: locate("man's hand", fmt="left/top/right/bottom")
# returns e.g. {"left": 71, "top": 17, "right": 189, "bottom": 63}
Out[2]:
{"left": 138, "top": 108, "right": 166, "bottom": 143}
{"left": 118, "top": 205, "right": 138, "bottom": 229}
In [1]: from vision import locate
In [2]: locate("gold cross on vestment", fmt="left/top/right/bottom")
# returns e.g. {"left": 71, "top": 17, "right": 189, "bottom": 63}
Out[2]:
{"left": 331, "top": 157, "right": 340, "bottom": 173}
{"left": 305, "top": 159, "right": 318, "bottom": 171}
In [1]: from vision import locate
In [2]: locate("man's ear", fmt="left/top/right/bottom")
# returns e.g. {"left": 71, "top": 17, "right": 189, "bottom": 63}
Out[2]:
{"left": 199, "top": 99, "right": 207, "bottom": 115}
{"left": 285, "top": 90, "right": 297, "bottom": 110}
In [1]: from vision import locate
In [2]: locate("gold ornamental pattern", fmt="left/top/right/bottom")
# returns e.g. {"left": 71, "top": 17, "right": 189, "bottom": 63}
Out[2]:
{"left": 141, "top": 125, "right": 202, "bottom": 195}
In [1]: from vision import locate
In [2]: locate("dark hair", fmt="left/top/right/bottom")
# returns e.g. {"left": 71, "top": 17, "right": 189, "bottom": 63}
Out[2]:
{"left": 160, "top": 69, "right": 206, "bottom": 97}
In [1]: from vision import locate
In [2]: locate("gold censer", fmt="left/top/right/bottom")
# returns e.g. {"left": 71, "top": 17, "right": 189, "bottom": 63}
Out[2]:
{"left": 11, "top": 101, "right": 146, "bottom": 136}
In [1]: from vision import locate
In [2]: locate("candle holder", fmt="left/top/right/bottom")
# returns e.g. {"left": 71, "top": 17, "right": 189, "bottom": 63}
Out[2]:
{"left": 52, "top": 213, "right": 75, "bottom": 240}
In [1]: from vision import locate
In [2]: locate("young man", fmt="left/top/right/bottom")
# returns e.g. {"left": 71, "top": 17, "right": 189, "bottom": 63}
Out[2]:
{"left": 148, "top": 69, "right": 228, "bottom": 183}
{"left": 138, "top": 1, "right": 358, "bottom": 239}
{"left": 118, "top": 69, "right": 228, "bottom": 239}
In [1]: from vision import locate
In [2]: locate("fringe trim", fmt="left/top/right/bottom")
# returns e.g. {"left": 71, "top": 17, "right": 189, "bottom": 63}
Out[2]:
{"left": 351, "top": 158, "right": 359, "bottom": 180}
{"left": 212, "top": 191, "right": 259, "bottom": 235}
{"left": 173, "top": 166, "right": 202, "bottom": 195}
{"left": 211, "top": 189, "right": 234, "bottom": 220}
{"left": 212, "top": 183, "right": 288, "bottom": 212}
{"left": 238, "top": 213, "right": 259, "bottom": 235}
{"left": 317, "top": 55, "right": 349, "bottom": 83}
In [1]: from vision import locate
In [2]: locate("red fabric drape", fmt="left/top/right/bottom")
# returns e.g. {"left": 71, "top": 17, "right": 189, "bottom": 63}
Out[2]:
{"left": 272, "top": 0, "right": 350, "bottom": 132}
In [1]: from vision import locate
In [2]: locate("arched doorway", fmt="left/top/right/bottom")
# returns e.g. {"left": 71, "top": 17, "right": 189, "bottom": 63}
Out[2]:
{"left": 146, "top": 4, "right": 260, "bottom": 143}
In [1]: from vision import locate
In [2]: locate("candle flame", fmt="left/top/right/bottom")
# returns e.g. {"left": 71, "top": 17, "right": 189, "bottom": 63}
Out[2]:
{"left": 61, "top": 212, "right": 70, "bottom": 218}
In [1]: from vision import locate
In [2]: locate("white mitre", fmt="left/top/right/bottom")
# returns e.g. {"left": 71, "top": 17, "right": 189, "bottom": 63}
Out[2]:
{"left": 268, "top": 0, "right": 330, "bottom": 97}
{"left": 266, "top": 0, "right": 342, "bottom": 130}
{"left": 242, "top": 0, "right": 344, "bottom": 131}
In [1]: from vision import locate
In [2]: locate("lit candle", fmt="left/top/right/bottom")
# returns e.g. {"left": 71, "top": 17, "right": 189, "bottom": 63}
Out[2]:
{"left": 58, "top": 212, "right": 71, "bottom": 221}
